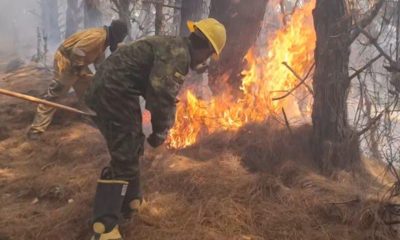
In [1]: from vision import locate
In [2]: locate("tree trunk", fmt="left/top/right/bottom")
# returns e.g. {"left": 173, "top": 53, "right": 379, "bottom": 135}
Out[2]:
{"left": 155, "top": 1, "right": 165, "bottom": 35}
{"left": 208, "top": 0, "right": 268, "bottom": 94}
{"left": 133, "top": 1, "right": 152, "bottom": 38}
{"left": 173, "top": 0, "right": 182, "bottom": 35}
{"left": 112, "top": 0, "right": 133, "bottom": 40}
{"left": 84, "top": 0, "right": 102, "bottom": 28}
{"left": 40, "top": 0, "right": 61, "bottom": 44}
{"left": 65, "top": 0, "right": 81, "bottom": 38}
{"left": 312, "top": 0, "right": 360, "bottom": 172}
{"left": 179, "top": 0, "right": 203, "bottom": 36}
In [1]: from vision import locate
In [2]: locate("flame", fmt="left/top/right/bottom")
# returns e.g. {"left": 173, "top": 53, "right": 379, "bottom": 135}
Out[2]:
{"left": 168, "top": 0, "right": 316, "bottom": 149}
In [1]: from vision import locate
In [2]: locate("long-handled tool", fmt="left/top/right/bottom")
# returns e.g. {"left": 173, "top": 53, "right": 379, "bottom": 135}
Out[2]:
{"left": 0, "top": 88, "right": 96, "bottom": 116}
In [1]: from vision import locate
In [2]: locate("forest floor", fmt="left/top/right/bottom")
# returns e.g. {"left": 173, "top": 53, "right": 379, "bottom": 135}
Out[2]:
{"left": 0, "top": 57, "right": 399, "bottom": 240}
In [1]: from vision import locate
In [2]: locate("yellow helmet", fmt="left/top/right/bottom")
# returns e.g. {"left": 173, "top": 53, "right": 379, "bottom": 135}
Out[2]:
{"left": 187, "top": 18, "right": 227, "bottom": 56}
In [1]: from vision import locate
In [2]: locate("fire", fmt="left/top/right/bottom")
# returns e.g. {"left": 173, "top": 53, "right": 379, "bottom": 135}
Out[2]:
{"left": 168, "top": 0, "right": 316, "bottom": 149}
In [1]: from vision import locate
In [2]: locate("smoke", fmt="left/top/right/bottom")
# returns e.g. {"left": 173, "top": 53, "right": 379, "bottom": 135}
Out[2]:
{"left": 0, "top": 0, "right": 39, "bottom": 57}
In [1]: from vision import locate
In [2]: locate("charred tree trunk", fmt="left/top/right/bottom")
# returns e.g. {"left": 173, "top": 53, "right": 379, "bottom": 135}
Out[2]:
{"left": 119, "top": 0, "right": 132, "bottom": 38}
{"left": 84, "top": 0, "right": 103, "bottom": 28}
{"left": 65, "top": 0, "right": 81, "bottom": 38}
{"left": 40, "top": 0, "right": 61, "bottom": 44}
{"left": 312, "top": 0, "right": 360, "bottom": 172}
{"left": 208, "top": 0, "right": 268, "bottom": 94}
{"left": 179, "top": 0, "right": 203, "bottom": 36}
{"left": 112, "top": 0, "right": 133, "bottom": 40}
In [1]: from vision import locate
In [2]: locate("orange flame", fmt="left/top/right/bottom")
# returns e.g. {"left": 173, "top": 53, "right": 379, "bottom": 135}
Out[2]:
{"left": 168, "top": 0, "right": 316, "bottom": 149}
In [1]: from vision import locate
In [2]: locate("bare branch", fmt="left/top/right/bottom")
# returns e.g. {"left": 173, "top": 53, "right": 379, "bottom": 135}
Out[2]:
{"left": 397, "top": 0, "right": 400, "bottom": 61}
{"left": 279, "top": 0, "right": 287, "bottom": 26}
{"left": 282, "top": 108, "right": 293, "bottom": 136}
{"left": 356, "top": 95, "right": 400, "bottom": 137}
{"left": 111, "top": 7, "right": 119, "bottom": 13}
{"left": 357, "top": 0, "right": 385, "bottom": 29}
{"left": 28, "top": 9, "right": 41, "bottom": 18}
{"left": 357, "top": 111, "right": 384, "bottom": 136}
{"left": 350, "top": 0, "right": 385, "bottom": 43}
{"left": 290, "top": 0, "right": 301, "bottom": 15}
{"left": 111, "top": 0, "right": 120, "bottom": 9}
{"left": 349, "top": 54, "right": 383, "bottom": 80}
{"left": 358, "top": 27, "right": 397, "bottom": 66}
{"left": 143, "top": 0, "right": 181, "bottom": 9}
{"left": 329, "top": 198, "right": 361, "bottom": 205}
{"left": 280, "top": 61, "right": 314, "bottom": 94}
{"left": 272, "top": 63, "right": 314, "bottom": 101}
{"left": 384, "top": 220, "right": 400, "bottom": 225}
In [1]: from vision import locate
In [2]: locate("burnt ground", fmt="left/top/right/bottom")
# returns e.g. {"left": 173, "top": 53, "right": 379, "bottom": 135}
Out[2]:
{"left": 0, "top": 60, "right": 399, "bottom": 240}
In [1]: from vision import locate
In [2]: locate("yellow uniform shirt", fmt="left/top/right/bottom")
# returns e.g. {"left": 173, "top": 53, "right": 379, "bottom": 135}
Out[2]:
{"left": 60, "top": 27, "right": 108, "bottom": 67}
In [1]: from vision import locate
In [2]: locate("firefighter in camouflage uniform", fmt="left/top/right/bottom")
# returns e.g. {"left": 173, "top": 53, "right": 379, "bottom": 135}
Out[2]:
{"left": 27, "top": 20, "right": 128, "bottom": 140}
{"left": 85, "top": 18, "right": 227, "bottom": 240}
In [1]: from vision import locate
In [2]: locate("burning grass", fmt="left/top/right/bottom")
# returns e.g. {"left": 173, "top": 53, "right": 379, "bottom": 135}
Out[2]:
{"left": 168, "top": 0, "right": 316, "bottom": 149}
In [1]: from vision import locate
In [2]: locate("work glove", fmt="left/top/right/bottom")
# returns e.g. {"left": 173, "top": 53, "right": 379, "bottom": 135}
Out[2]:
{"left": 147, "top": 131, "right": 168, "bottom": 148}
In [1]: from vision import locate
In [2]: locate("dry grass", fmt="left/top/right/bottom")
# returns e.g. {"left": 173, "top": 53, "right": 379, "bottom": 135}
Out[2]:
{"left": 0, "top": 69, "right": 399, "bottom": 240}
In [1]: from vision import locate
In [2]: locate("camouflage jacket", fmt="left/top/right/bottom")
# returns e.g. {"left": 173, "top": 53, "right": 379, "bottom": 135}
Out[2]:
{"left": 86, "top": 36, "right": 191, "bottom": 133}
{"left": 59, "top": 27, "right": 108, "bottom": 67}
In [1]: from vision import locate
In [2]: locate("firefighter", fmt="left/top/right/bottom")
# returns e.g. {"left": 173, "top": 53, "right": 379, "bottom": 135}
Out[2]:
{"left": 85, "top": 18, "right": 226, "bottom": 240}
{"left": 27, "top": 20, "right": 128, "bottom": 140}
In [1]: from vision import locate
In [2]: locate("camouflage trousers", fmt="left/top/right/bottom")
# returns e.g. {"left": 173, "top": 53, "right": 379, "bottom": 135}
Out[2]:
{"left": 29, "top": 51, "right": 92, "bottom": 134}
{"left": 90, "top": 96, "right": 145, "bottom": 180}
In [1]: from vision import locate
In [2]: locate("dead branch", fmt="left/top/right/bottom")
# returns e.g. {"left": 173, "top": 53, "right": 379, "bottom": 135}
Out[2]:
{"left": 357, "top": 0, "right": 385, "bottom": 29}
{"left": 384, "top": 220, "right": 400, "bottom": 225}
{"left": 290, "top": 0, "right": 301, "bottom": 15}
{"left": 143, "top": 0, "right": 181, "bottom": 9}
{"left": 28, "top": 9, "right": 41, "bottom": 18}
{"left": 350, "top": 0, "right": 385, "bottom": 43}
{"left": 279, "top": 0, "right": 287, "bottom": 26}
{"left": 111, "top": 0, "right": 120, "bottom": 9}
{"left": 349, "top": 54, "right": 383, "bottom": 80}
{"left": 113, "top": 0, "right": 121, "bottom": 9}
{"left": 329, "top": 198, "right": 361, "bottom": 205}
{"left": 111, "top": 7, "right": 119, "bottom": 13}
{"left": 357, "top": 111, "right": 384, "bottom": 136}
{"left": 396, "top": 0, "right": 400, "bottom": 60}
{"left": 356, "top": 95, "right": 399, "bottom": 137}
{"left": 272, "top": 62, "right": 315, "bottom": 101}
{"left": 281, "top": 108, "right": 293, "bottom": 136}
{"left": 358, "top": 27, "right": 397, "bottom": 66}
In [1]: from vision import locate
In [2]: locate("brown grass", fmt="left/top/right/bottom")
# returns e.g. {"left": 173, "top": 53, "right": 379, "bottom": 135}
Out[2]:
{"left": 0, "top": 69, "right": 399, "bottom": 240}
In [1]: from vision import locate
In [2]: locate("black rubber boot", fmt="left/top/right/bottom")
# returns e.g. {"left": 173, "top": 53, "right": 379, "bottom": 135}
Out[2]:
{"left": 121, "top": 176, "right": 142, "bottom": 219}
{"left": 92, "top": 168, "right": 128, "bottom": 240}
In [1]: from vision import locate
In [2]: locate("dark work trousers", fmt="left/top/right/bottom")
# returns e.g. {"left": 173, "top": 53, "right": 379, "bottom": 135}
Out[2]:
{"left": 91, "top": 97, "right": 145, "bottom": 181}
